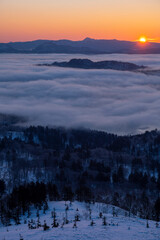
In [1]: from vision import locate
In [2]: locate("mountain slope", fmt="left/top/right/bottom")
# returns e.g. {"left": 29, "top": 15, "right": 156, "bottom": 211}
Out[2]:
{"left": 0, "top": 201, "right": 159, "bottom": 240}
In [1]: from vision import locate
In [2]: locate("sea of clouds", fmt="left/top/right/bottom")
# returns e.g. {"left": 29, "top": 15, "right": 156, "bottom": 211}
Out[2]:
{"left": 0, "top": 53, "right": 160, "bottom": 135}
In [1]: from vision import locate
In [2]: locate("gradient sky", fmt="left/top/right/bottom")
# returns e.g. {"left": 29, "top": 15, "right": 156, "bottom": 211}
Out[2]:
{"left": 0, "top": 0, "right": 160, "bottom": 43}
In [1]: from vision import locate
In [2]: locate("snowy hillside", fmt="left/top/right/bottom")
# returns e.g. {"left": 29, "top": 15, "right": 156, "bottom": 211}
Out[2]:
{"left": 0, "top": 201, "right": 159, "bottom": 240}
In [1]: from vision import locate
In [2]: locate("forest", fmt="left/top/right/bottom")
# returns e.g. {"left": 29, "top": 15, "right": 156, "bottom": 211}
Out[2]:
{"left": 0, "top": 124, "right": 160, "bottom": 226}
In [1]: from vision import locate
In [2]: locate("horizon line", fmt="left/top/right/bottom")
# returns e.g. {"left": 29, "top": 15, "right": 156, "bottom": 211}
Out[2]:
{"left": 1, "top": 37, "right": 160, "bottom": 44}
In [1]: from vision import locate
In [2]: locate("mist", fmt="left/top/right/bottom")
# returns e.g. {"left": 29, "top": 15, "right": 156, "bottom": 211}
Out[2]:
{"left": 0, "top": 53, "right": 160, "bottom": 134}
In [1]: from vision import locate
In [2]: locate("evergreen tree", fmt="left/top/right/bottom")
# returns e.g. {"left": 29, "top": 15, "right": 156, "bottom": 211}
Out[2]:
{"left": 43, "top": 220, "right": 50, "bottom": 231}
{"left": 51, "top": 208, "right": 59, "bottom": 228}
{"left": 36, "top": 216, "right": 41, "bottom": 228}
{"left": 154, "top": 198, "right": 160, "bottom": 221}
{"left": 75, "top": 208, "right": 80, "bottom": 221}
{"left": 19, "top": 234, "right": 23, "bottom": 240}
{"left": 0, "top": 180, "right": 5, "bottom": 195}
{"left": 73, "top": 219, "right": 77, "bottom": 228}
{"left": 102, "top": 216, "right": 107, "bottom": 226}
{"left": 43, "top": 201, "right": 48, "bottom": 214}
{"left": 90, "top": 219, "right": 95, "bottom": 226}
{"left": 65, "top": 207, "right": 69, "bottom": 224}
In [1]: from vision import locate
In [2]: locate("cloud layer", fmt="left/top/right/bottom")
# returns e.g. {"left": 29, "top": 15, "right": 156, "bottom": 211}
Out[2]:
{"left": 0, "top": 53, "right": 160, "bottom": 134}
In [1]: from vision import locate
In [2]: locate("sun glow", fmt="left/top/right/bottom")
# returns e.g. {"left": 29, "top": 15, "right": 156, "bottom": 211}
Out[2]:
{"left": 139, "top": 37, "right": 147, "bottom": 43}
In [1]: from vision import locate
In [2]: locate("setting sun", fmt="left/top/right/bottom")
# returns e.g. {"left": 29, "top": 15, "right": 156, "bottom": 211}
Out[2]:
{"left": 139, "top": 37, "right": 147, "bottom": 43}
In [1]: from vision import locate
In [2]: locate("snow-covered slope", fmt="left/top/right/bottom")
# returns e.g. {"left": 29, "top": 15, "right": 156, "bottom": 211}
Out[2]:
{"left": 0, "top": 201, "right": 159, "bottom": 240}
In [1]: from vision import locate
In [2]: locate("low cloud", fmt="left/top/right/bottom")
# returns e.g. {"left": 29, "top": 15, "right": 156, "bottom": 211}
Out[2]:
{"left": 0, "top": 53, "right": 160, "bottom": 134}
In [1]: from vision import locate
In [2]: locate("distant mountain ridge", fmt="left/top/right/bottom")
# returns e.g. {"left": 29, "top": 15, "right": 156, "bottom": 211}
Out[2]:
{"left": 1, "top": 38, "right": 160, "bottom": 54}
{"left": 38, "top": 58, "right": 145, "bottom": 71}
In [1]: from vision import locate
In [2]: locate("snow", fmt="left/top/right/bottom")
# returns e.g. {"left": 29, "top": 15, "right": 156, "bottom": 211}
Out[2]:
{"left": 0, "top": 201, "right": 159, "bottom": 240}
{"left": 0, "top": 131, "right": 25, "bottom": 141}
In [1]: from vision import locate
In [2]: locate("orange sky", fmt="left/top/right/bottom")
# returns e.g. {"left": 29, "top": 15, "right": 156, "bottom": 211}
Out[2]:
{"left": 0, "top": 0, "right": 160, "bottom": 43}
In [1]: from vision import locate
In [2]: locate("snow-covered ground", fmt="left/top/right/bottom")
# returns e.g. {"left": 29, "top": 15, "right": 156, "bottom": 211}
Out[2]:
{"left": 0, "top": 201, "right": 159, "bottom": 240}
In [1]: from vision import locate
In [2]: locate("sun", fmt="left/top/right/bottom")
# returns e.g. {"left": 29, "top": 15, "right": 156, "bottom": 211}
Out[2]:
{"left": 139, "top": 37, "right": 147, "bottom": 43}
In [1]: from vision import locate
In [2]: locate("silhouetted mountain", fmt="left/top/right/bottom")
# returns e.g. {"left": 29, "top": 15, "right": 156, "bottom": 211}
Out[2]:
{"left": 8, "top": 40, "right": 50, "bottom": 51}
{"left": 0, "top": 43, "right": 19, "bottom": 53}
{"left": 33, "top": 42, "right": 101, "bottom": 54}
{"left": 39, "top": 58, "right": 145, "bottom": 71}
{"left": 1, "top": 38, "right": 160, "bottom": 54}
